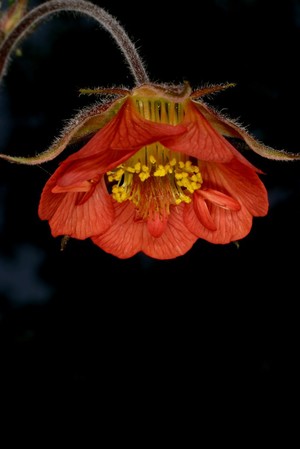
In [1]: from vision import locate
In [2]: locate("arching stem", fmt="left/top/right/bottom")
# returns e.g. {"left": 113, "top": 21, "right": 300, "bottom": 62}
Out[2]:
{"left": 0, "top": 0, "right": 149, "bottom": 85}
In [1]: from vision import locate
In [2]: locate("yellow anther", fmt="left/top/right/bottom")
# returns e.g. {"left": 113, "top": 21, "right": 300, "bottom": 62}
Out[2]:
{"left": 170, "top": 158, "right": 177, "bottom": 166}
{"left": 113, "top": 169, "right": 124, "bottom": 181}
{"left": 139, "top": 165, "right": 150, "bottom": 181}
{"left": 150, "top": 155, "right": 156, "bottom": 164}
{"left": 191, "top": 182, "right": 200, "bottom": 191}
{"left": 180, "top": 194, "right": 192, "bottom": 204}
{"left": 107, "top": 168, "right": 124, "bottom": 182}
{"left": 134, "top": 162, "right": 141, "bottom": 172}
{"left": 139, "top": 172, "right": 150, "bottom": 181}
{"left": 112, "top": 185, "right": 128, "bottom": 202}
{"left": 179, "top": 178, "right": 188, "bottom": 188}
{"left": 165, "top": 164, "right": 173, "bottom": 174}
{"left": 154, "top": 165, "right": 166, "bottom": 177}
{"left": 126, "top": 166, "right": 135, "bottom": 173}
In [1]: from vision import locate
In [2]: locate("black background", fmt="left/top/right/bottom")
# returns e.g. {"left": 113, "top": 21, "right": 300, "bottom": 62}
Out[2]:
{"left": 0, "top": 0, "right": 300, "bottom": 436}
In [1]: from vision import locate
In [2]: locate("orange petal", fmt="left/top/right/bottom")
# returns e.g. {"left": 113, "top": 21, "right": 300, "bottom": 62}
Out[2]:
{"left": 142, "top": 204, "right": 198, "bottom": 259}
{"left": 192, "top": 194, "right": 217, "bottom": 231}
{"left": 54, "top": 149, "right": 135, "bottom": 189}
{"left": 162, "top": 101, "right": 235, "bottom": 162}
{"left": 92, "top": 202, "right": 197, "bottom": 260}
{"left": 53, "top": 99, "right": 187, "bottom": 188}
{"left": 110, "top": 99, "right": 187, "bottom": 150}
{"left": 62, "top": 99, "right": 186, "bottom": 163}
{"left": 194, "top": 99, "right": 300, "bottom": 161}
{"left": 201, "top": 159, "right": 268, "bottom": 217}
{"left": 199, "top": 188, "right": 241, "bottom": 211}
{"left": 184, "top": 198, "right": 253, "bottom": 244}
{"left": 51, "top": 180, "right": 92, "bottom": 193}
{"left": 38, "top": 176, "right": 113, "bottom": 239}
{"left": 147, "top": 214, "right": 168, "bottom": 238}
{"left": 184, "top": 158, "right": 268, "bottom": 243}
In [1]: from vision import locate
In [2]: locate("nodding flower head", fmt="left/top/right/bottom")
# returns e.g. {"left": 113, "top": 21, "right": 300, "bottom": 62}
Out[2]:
{"left": 35, "top": 81, "right": 277, "bottom": 259}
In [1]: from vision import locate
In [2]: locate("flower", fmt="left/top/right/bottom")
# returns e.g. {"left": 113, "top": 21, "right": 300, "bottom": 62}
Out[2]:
{"left": 37, "top": 82, "right": 272, "bottom": 259}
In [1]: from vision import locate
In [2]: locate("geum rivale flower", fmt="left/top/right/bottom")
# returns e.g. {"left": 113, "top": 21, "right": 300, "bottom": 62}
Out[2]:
{"left": 34, "top": 81, "right": 278, "bottom": 260}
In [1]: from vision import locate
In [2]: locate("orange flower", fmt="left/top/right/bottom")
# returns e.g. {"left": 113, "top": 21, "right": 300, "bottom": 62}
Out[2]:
{"left": 37, "top": 82, "right": 271, "bottom": 259}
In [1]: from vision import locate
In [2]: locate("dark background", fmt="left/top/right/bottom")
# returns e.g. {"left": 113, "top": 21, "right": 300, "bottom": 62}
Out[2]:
{"left": 0, "top": 0, "right": 299, "bottom": 434}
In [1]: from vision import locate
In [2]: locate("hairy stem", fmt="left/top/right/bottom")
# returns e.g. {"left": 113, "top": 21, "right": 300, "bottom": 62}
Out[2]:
{"left": 0, "top": 0, "right": 149, "bottom": 85}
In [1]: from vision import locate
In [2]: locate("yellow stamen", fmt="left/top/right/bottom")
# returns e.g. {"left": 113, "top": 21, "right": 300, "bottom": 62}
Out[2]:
{"left": 106, "top": 144, "right": 202, "bottom": 218}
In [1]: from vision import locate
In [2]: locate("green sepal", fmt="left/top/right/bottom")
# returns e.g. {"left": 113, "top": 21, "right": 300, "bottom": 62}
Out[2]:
{"left": 0, "top": 95, "right": 127, "bottom": 165}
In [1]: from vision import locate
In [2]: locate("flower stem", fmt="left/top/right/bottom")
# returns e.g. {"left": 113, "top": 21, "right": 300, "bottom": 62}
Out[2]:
{"left": 0, "top": 0, "right": 149, "bottom": 85}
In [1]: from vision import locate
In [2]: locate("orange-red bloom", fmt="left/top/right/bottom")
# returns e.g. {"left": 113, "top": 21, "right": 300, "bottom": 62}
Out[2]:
{"left": 36, "top": 82, "right": 271, "bottom": 259}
